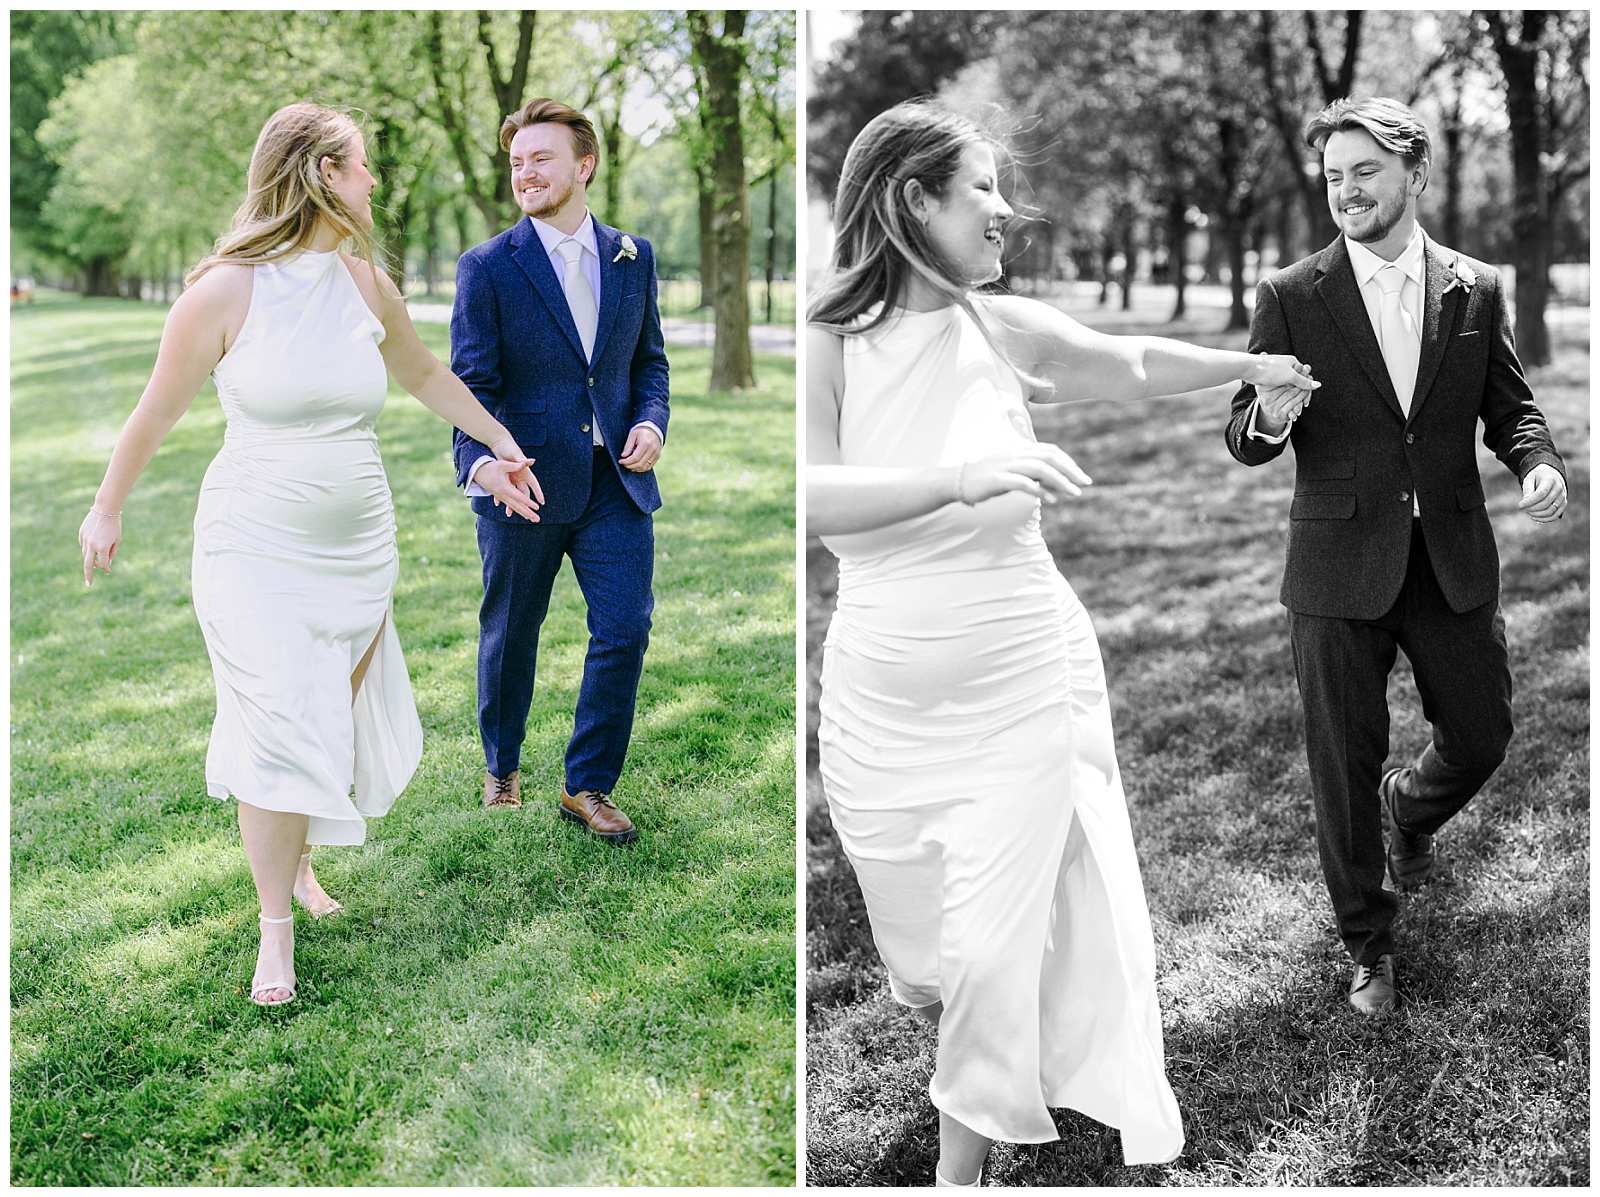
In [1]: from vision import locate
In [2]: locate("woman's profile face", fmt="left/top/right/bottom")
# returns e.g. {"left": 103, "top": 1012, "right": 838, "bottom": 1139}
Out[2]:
{"left": 324, "top": 129, "right": 377, "bottom": 231}
{"left": 919, "top": 141, "right": 1013, "bottom": 287}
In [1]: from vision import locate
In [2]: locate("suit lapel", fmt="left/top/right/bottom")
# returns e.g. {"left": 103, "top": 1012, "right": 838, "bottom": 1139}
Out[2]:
{"left": 592, "top": 221, "right": 624, "bottom": 362}
{"left": 510, "top": 217, "right": 588, "bottom": 363}
{"left": 1408, "top": 235, "right": 1463, "bottom": 421}
{"left": 1312, "top": 237, "right": 1405, "bottom": 422}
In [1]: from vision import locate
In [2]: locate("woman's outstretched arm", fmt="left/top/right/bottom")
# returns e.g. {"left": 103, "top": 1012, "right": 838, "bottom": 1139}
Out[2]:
{"left": 986, "top": 294, "right": 1317, "bottom": 418}
{"left": 806, "top": 325, "right": 1092, "bottom": 537}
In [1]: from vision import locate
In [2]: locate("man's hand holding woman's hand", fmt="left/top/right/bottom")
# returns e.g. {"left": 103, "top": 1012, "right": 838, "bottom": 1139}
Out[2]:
{"left": 1251, "top": 354, "right": 1320, "bottom": 433}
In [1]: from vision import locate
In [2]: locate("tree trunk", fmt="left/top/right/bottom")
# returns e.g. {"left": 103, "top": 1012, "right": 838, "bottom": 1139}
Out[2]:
{"left": 1489, "top": 12, "right": 1551, "bottom": 366}
{"left": 1224, "top": 221, "right": 1249, "bottom": 331}
{"left": 695, "top": 162, "right": 716, "bottom": 311}
{"left": 1098, "top": 238, "right": 1114, "bottom": 306}
{"left": 1168, "top": 193, "right": 1189, "bottom": 321}
{"left": 424, "top": 203, "right": 440, "bottom": 297}
{"left": 427, "top": 10, "right": 536, "bottom": 231}
{"left": 84, "top": 256, "right": 119, "bottom": 297}
{"left": 765, "top": 164, "right": 779, "bottom": 324}
{"left": 1120, "top": 218, "right": 1136, "bottom": 311}
{"left": 688, "top": 10, "right": 755, "bottom": 390}
{"left": 600, "top": 108, "right": 625, "bottom": 227}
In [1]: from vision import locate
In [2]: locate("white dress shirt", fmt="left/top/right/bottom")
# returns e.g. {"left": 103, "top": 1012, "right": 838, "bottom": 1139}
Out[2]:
{"left": 466, "top": 210, "right": 663, "bottom": 496}
{"left": 1247, "top": 225, "right": 1426, "bottom": 516}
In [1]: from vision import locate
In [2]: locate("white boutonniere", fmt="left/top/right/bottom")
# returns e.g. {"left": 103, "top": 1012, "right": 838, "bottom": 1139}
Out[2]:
{"left": 613, "top": 235, "right": 638, "bottom": 263}
{"left": 1443, "top": 255, "right": 1476, "bottom": 296}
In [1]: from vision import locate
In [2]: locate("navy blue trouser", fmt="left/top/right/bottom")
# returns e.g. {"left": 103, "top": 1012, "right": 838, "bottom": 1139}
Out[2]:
{"left": 1289, "top": 520, "right": 1512, "bottom": 965}
{"left": 476, "top": 448, "right": 654, "bottom": 792}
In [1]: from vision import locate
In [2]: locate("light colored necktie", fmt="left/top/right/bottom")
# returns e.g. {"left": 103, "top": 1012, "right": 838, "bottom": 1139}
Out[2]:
{"left": 556, "top": 238, "right": 598, "bottom": 359}
{"left": 1375, "top": 263, "right": 1419, "bottom": 416}
{"left": 556, "top": 237, "right": 602, "bottom": 445}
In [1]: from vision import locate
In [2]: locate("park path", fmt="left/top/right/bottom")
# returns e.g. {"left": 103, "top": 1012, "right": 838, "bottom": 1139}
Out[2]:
{"left": 407, "top": 301, "right": 796, "bottom": 355}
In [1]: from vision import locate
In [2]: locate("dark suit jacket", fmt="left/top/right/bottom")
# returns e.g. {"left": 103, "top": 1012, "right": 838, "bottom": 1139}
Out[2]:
{"left": 451, "top": 215, "right": 671, "bottom": 525}
{"left": 1226, "top": 234, "right": 1564, "bottom": 620}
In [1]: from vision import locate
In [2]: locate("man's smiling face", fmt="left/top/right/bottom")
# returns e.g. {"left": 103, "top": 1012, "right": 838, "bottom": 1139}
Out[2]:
{"left": 1322, "top": 127, "right": 1422, "bottom": 250}
{"left": 509, "top": 122, "right": 592, "bottom": 223}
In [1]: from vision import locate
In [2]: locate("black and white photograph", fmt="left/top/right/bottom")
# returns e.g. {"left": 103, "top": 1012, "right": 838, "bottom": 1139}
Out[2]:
{"left": 804, "top": 9, "right": 1588, "bottom": 1186}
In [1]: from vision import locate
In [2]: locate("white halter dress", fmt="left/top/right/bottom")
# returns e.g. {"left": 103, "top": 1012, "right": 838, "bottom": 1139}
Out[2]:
{"left": 192, "top": 249, "right": 422, "bottom": 845}
{"left": 817, "top": 303, "right": 1184, "bottom": 1161}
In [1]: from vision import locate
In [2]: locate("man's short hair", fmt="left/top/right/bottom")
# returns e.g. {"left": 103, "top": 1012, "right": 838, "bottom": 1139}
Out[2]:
{"left": 499, "top": 98, "right": 600, "bottom": 171}
{"left": 1304, "top": 97, "right": 1432, "bottom": 170}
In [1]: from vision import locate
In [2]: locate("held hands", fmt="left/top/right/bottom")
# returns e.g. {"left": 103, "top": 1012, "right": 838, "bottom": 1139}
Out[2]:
{"left": 618, "top": 424, "right": 663, "bottom": 473}
{"left": 1518, "top": 463, "right": 1568, "bottom": 524}
{"left": 79, "top": 509, "right": 121, "bottom": 585}
{"left": 1251, "top": 355, "right": 1320, "bottom": 432}
{"left": 484, "top": 435, "right": 544, "bottom": 523}
{"left": 957, "top": 443, "right": 1093, "bottom": 507}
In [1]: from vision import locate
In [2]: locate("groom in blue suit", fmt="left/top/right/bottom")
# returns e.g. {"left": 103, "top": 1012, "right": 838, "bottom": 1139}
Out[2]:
{"left": 450, "top": 97, "right": 669, "bottom": 842}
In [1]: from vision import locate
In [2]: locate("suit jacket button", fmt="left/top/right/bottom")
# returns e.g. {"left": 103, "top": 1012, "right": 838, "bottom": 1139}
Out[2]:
{"left": 581, "top": 423, "right": 591, "bottom": 433}
{"left": 1399, "top": 491, "right": 1410, "bottom": 503}
{"left": 588, "top": 377, "right": 596, "bottom": 386}
{"left": 1405, "top": 432, "right": 1415, "bottom": 444}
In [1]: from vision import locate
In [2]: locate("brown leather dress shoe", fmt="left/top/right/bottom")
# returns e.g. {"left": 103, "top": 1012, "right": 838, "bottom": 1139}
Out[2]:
{"left": 1381, "top": 768, "right": 1435, "bottom": 890}
{"left": 482, "top": 770, "right": 521, "bottom": 809}
{"left": 1348, "top": 953, "right": 1397, "bottom": 1016}
{"left": 560, "top": 788, "right": 637, "bottom": 843}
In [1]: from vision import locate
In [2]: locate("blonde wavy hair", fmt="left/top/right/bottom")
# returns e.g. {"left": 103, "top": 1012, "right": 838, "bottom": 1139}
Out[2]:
{"left": 186, "top": 102, "right": 380, "bottom": 285}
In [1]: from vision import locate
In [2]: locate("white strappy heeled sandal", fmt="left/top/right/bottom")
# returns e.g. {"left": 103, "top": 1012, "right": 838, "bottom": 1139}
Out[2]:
{"left": 294, "top": 850, "right": 345, "bottom": 920}
{"left": 250, "top": 913, "right": 297, "bottom": 1007}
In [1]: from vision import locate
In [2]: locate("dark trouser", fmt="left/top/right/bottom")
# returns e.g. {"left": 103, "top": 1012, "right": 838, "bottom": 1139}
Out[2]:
{"left": 1288, "top": 521, "right": 1512, "bottom": 965}
{"left": 477, "top": 447, "right": 654, "bottom": 792}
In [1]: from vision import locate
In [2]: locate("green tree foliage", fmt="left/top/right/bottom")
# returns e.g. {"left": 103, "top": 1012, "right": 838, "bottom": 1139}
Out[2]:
{"left": 807, "top": 10, "right": 995, "bottom": 204}
{"left": 11, "top": 11, "right": 132, "bottom": 287}
{"left": 811, "top": 9, "right": 1587, "bottom": 333}
{"left": 14, "top": 8, "right": 796, "bottom": 311}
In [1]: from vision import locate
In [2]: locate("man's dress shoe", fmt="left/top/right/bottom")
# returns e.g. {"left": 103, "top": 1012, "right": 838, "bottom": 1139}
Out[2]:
{"left": 1348, "top": 953, "right": 1397, "bottom": 1016}
{"left": 483, "top": 770, "right": 522, "bottom": 809}
{"left": 560, "top": 788, "right": 638, "bottom": 844}
{"left": 1381, "top": 767, "right": 1435, "bottom": 890}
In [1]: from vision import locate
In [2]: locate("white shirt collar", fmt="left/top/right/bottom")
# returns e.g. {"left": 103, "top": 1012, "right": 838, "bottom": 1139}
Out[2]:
{"left": 1346, "top": 222, "right": 1425, "bottom": 289}
{"left": 529, "top": 208, "right": 597, "bottom": 259}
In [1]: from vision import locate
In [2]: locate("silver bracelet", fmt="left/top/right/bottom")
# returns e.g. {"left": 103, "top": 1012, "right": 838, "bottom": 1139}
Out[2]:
{"left": 955, "top": 462, "right": 975, "bottom": 506}
{"left": 90, "top": 506, "right": 122, "bottom": 519}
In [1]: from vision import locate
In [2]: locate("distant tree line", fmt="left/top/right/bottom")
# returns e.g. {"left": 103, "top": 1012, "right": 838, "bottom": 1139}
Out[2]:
{"left": 810, "top": 10, "right": 1587, "bottom": 366}
{"left": 12, "top": 9, "right": 795, "bottom": 388}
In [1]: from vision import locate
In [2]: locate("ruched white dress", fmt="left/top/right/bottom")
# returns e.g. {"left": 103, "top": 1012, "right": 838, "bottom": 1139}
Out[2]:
{"left": 817, "top": 303, "right": 1184, "bottom": 1162}
{"left": 192, "top": 248, "right": 422, "bottom": 846}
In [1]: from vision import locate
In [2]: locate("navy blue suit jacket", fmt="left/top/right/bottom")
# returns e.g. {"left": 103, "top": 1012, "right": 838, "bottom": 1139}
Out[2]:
{"left": 451, "top": 215, "right": 670, "bottom": 525}
{"left": 1226, "top": 235, "right": 1563, "bottom": 620}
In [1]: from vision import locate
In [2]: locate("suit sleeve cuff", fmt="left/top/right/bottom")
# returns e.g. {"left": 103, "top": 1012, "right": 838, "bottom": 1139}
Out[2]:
{"left": 1517, "top": 452, "right": 1566, "bottom": 484}
{"left": 464, "top": 454, "right": 495, "bottom": 497}
{"left": 1246, "top": 399, "right": 1293, "bottom": 443}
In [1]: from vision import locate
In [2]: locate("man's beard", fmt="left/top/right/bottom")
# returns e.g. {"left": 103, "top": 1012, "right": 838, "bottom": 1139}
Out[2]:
{"left": 1342, "top": 193, "right": 1406, "bottom": 244}
{"left": 521, "top": 175, "right": 576, "bottom": 219}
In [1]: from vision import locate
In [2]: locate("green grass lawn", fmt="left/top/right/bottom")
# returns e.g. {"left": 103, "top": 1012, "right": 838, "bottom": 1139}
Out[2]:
{"left": 805, "top": 298, "right": 1589, "bottom": 1186}
{"left": 12, "top": 291, "right": 796, "bottom": 1185}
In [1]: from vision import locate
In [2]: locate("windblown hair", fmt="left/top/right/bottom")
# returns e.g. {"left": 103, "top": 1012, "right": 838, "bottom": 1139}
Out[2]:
{"left": 500, "top": 97, "right": 599, "bottom": 179}
{"left": 187, "top": 103, "right": 379, "bottom": 286}
{"left": 809, "top": 99, "right": 1002, "bottom": 337}
{"left": 1304, "top": 96, "right": 1432, "bottom": 172}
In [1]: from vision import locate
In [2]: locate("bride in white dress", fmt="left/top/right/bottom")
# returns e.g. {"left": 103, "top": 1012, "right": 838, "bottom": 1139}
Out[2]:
{"left": 78, "top": 104, "right": 542, "bottom": 1008}
{"left": 808, "top": 101, "right": 1319, "bottom": 1184}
